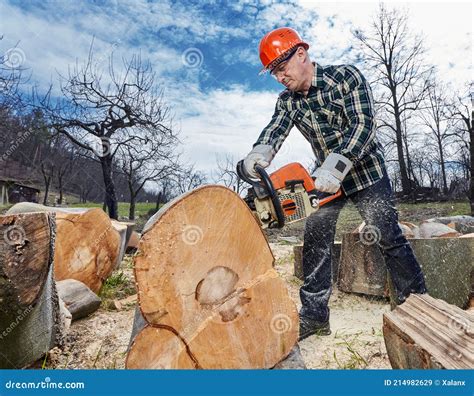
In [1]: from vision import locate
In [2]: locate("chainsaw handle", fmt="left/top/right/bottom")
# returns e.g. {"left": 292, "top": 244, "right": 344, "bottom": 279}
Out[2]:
{"left": 254, "top": 165, "right": 285, "bottom": 228}
{"left": 318, "top": 189, "right": 343, "bottom": 207}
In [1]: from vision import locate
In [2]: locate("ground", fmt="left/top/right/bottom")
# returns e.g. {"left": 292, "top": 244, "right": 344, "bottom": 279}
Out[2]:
{"left": 15, "top": 199, "right": 469, "bottom": 369}
{"left": 45, "top": 244, "right": 391, "bottom": 370}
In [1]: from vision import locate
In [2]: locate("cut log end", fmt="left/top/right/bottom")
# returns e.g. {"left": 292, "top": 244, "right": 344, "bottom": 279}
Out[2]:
{"left": 383, "top": 293, "right": 474, "bottom": 369}
{"left": 127, "top": 185, "right": 298, "bottom": 369}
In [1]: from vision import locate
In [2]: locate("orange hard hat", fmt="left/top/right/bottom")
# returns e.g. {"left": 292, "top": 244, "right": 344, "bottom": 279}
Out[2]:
{"left": 259, "top": 27, "right": 309, "bottom": 75}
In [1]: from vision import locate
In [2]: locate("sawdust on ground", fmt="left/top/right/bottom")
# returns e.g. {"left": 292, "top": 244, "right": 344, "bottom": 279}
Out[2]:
{"left": 47, "top": 244, "right": 391, "bottom": 369}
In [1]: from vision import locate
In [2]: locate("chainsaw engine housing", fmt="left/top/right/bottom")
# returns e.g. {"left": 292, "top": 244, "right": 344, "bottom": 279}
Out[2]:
{"left": 250, "top": 163, "right": 319, "bottom": 229}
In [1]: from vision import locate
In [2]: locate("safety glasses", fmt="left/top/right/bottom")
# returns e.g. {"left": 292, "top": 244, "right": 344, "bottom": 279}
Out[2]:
{"left": 270, "top": 47, "right": 298, "bottom": 79}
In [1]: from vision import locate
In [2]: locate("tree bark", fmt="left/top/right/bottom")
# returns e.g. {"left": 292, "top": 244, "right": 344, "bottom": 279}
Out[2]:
{"left": 56, "top": 279, "right": 101, "bottom": 321}
{"left": 126, "top": 185, "right": 298, "bottom": 369}
{"left": 0, "top": 212, "right": 65, "bottom": 368}
{"left": 100, "top": 156, "right": 119, "bottom": 220}
{"left": 392, "top": 98, "right": 411, "bottom": 195}
{"left": 129, "top": 188, "right": 136, "bottom": 220}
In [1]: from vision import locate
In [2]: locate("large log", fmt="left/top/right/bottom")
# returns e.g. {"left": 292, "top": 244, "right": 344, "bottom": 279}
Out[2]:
{"left": 418, "top": 222, "right": 461, "bottom": 238}
{"left": 425, "top": 215, "right": 474, "bottom": 234}
{"left": 126, "top": 185, "right": 299, "bottom": 369}
{"left": 383, "top": 294, "right": 474, "bottom": 368}
{"left": 7, "top": 203, "right": 121, "bottom": 293}
{"left": 0, "top": 212, "right": 64, "bottom": 368}
{"left": 338, "top": 232, "right": 387, "bottom": 297}
{"left": 337, "top": 233, "right": 473, "bottom": 307}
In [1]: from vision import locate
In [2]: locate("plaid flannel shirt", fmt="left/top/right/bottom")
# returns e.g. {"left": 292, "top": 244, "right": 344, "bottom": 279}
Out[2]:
{"left": 255, "top": 63, "right": 386, "bottom": 196}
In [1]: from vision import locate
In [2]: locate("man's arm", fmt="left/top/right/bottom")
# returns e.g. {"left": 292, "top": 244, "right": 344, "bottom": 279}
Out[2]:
{"left": 333, "top": 65, "right": 376, "bottom": 162}
{"left": 254, "top": 98, "right": 294, "bottom": 152}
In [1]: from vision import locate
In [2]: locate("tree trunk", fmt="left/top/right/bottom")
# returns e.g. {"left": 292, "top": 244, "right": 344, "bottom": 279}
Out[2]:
{"left": 126, "top": 185, "right": 298, "bottom": 369}
{"left": 43, "top": 176, "right": 51, "bottom": 205}
{"left": 437, "top": 135, "right": 448, "bottom": 194}
{"left": 0, "top": 212, "right": 65, "bottom": 368}
{"left": 391, "top": 89, "right": 411, "bottom": 195}
{"left": 100, "top": 156, "right": 119, "bottom": 220}
{"left": 129, "top": 189, "right": 136, "bottom": 220}
{"left": 7, "top": 203, "right": 122, "bottom": 293}
{"left": 57, "top": 173, "right": 64, "bottom": 205}
{"left": 383, "top": 294, "right": 473, "bottom": 368}
{"left": 470, "top": 112, "right": 474, "bottom": 216}
{"left": 155, "top": 191, "right": 162, "bottom": 211}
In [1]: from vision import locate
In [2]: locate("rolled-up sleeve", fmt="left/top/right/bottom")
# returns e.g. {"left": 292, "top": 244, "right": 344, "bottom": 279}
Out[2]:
{"left": 334, "top": 65, "right": 376, "bottom": 162}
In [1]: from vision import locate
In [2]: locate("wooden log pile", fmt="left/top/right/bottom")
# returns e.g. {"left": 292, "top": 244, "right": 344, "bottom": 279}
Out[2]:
{"left": 336, "top": 217, "right": 474, "bottom": 308}
{"left": 7, "top": 202, "right": 125, "bottom": 293}
{"left": 126, "top": 185, "right": 299, "bottom": 369}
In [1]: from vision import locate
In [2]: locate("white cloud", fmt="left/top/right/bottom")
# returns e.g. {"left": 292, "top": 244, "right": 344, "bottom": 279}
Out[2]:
{"left": 1, "top": 0, "right": 471, "bottom": 181}
{"left": 170, "top": 85, "right": 315, "bottom": 174}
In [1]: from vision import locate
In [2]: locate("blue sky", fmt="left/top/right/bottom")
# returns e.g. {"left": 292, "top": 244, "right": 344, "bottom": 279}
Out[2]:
{"left": 1, "top": 0, "right": 472, "bottom": 178}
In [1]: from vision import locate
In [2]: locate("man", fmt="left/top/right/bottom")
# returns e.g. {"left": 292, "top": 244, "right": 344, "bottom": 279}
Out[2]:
{"left": 242, "top": 27, "right": 427, "bottom": 341}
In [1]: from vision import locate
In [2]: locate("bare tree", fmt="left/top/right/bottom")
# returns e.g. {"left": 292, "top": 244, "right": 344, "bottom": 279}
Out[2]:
{"left": 0, "top": 37, "right": 27, "bottom": 110}
{"left": 447, "top": 85, "right": 473, "bottom": 214}
{"left": 416, "top": 80, "right": 457, "bottom": 194}
{"left": 40, "top": 159, "right": 54, "bottom": 205}
{"left": 36, "top": 42, "right": 174, "bottom": 219}
{"left": 212, "top": 154, "right": 248, "bottom": 194}
{"left": 173, "top": 164, "right": 206, "bottom": 195}
{"left": 117, "top": 128, "right": 179, "bottom": 220}
{"left": 354, "top": 4, "right": 433, "bottom": 195}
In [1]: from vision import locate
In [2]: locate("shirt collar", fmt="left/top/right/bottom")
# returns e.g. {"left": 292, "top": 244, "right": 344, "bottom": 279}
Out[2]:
{"left": 311, "top": 62, "right": 325, "bottom": 90}
{"left": 289, "top": 62, "right": 325, "bottom": 100}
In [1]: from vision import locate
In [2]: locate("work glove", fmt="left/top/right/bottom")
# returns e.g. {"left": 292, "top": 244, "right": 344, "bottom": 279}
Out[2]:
{"left": 314, "top": 153, "right": 353, "bottom": 193}
{"left": 243, "top": 144, "right": 275, "bottom": 179}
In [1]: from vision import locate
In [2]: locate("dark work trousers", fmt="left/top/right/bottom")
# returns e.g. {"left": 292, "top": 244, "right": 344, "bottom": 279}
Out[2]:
{"left": 299, "top": 173, "right": 427, "bottom": 322}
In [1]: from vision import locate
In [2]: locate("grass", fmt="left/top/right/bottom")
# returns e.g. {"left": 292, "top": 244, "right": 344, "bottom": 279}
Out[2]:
{"left": 99, "top": 269, "right": 136, "bottom": 301}
{"left": 69, "top": 201, "right": 157, "bottom": 219}
{"left": 333, "top": 332, "right": 369, "bottom": 369}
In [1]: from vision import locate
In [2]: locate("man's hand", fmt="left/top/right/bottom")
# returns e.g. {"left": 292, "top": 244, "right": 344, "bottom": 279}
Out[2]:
{"left": 242, "top": 144, "right": 275, "bottom": 179}
{"left": 314, "top": 153, "right": 353, "bottom": 193}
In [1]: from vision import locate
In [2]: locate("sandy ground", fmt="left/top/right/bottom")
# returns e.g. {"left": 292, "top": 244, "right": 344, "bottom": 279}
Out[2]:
{"left": 47, "top": 243, "right": 391, "bottom": 369}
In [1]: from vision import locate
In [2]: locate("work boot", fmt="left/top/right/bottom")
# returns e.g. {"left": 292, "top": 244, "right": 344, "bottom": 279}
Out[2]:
{"left": 298, "top": 315, "right": 331, "bottom": 341}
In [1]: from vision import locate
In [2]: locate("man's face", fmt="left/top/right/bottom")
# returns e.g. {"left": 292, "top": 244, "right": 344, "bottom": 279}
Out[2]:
{"left": 271, "top": 47, "right": 307, "bottom": 92}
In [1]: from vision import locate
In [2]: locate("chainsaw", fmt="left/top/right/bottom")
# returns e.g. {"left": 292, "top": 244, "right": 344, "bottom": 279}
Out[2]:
{"left": 236, "top": 161, "right": 342, "bottom": 229}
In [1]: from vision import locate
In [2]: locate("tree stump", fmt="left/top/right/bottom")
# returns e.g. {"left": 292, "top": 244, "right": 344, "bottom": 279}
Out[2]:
{"left": 7, "top": 203, "right": 122, "bottom": 293}
{"left": 383, "top": 294, "right": 474, "bottom": 368}
{"left": 0, "top": 212, "right": 64, "bottom": 368}
{"left": 126, "top": 185, "right": 299, "bottom": 369}
{"left": 338, "top": 232, "right": 388, "bottom": 297}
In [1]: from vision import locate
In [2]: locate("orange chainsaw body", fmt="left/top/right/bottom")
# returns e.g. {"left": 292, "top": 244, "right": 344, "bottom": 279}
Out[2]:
{"left": 269, "top": 162, "right": 316, "bottom": 192}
